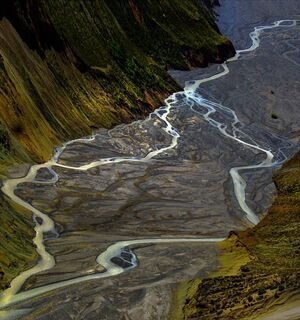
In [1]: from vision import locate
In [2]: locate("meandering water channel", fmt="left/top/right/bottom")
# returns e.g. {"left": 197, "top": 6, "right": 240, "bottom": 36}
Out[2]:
{"left": 0, "top": 20, "right": 298, "bottom": 315}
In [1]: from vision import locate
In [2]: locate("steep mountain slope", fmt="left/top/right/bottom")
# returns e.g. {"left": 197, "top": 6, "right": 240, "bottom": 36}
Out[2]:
{"left": 0, "top": 0, "right": 234, "bottom": 167}
{"left": 0, "top": 0, "right": 235, "bottom": 292}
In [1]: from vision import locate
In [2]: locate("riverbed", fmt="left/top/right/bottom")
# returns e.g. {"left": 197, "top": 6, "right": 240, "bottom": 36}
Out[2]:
{"left": 0, "top": 1, "right": 299, "bottom": 319}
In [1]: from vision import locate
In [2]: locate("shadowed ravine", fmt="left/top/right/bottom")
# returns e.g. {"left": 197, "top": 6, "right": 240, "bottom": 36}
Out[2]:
{"left": 0, "top": 20, "right": 299, "bottom": 318}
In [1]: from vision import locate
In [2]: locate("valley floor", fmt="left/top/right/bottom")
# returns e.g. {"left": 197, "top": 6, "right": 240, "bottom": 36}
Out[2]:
{"left": 0, "top": 1, "right": 299, "bottom": 319}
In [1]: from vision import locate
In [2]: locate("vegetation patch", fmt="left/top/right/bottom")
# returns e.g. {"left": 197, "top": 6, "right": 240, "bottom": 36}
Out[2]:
{"left": 271, "top": 112, "right": 278, "bottom": 119}
{"left": 0, "top": 197, "right": 38, "bottom": 292}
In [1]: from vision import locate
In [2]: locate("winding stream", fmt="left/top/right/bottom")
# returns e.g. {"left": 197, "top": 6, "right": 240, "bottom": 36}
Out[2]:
{"left": 0, "top": 20, "right": 298, "bottom": 312}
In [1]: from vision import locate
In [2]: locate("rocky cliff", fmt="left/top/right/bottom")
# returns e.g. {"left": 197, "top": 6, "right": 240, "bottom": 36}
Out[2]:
{"left": 0, "top": 0, "right": 235, "bottom": 292}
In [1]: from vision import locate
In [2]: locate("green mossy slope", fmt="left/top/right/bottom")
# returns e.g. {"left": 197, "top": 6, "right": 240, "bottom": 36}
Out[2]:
{"left": 0, "top": 196, "right": 38, "bottom": 292}
{"left": 0, "top": 0, "right": 234, "bottom": 164}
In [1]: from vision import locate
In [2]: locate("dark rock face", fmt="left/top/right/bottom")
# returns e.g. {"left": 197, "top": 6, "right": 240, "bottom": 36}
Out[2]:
{"left": 216, "top": 42, "right": 236, "bottom": 62}
{"left": 0, "top": 0, "right": 66, "bottom": 55}
{"left": 182, "top": 41, "right": 235, "bottom": 68}
{"left": 203, "top": 0, "right": 221, "bottom": 9}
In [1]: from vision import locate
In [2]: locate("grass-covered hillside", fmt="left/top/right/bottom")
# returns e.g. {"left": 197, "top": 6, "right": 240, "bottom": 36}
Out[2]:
{"left": 0, "top": 0, "right": 234, "bottom": 166}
